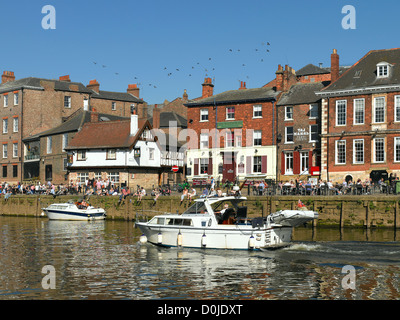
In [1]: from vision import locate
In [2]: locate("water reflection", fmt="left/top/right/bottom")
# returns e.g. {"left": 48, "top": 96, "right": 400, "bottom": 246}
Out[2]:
{"left": 0, "top": 216, "right": 399, "bottom": 300}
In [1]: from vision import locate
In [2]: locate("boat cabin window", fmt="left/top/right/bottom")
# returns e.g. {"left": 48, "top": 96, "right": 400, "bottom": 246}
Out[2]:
{"left": 149, "top": 217, "right": 166, "bottom": 225}
{"left": 183, "top": 202, "right": 207, "bottom": 214}
{"left": 166, "top": 218, "right": 193, "bottom": 226}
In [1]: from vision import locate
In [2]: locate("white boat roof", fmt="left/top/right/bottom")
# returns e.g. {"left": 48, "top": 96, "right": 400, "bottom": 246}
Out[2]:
{"left": 194, "top": 195, "right": 247, "bottom": 205}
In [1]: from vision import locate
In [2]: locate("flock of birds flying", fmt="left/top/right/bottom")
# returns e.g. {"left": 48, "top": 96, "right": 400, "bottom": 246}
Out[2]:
{"left": 91, "top": 42, "right": 271, "bottom": 93}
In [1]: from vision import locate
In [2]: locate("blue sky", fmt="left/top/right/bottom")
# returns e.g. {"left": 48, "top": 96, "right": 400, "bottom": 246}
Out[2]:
{"left": 0, "top": 0, "right": 399, "bottom": 104}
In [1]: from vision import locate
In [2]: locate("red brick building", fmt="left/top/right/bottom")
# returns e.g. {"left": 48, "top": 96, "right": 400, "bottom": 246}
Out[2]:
{"left": 185, "top": 78, "right": 280, "bottom": 184}
{"left": 316, "top": 48, "right": 400, "bottom": 183}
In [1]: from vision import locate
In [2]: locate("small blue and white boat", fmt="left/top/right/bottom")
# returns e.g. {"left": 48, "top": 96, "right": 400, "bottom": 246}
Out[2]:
{"left": 42, "top": 200, "right": 106, "bottom": 221}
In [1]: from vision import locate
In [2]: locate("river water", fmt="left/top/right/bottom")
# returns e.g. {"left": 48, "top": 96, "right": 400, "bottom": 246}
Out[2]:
{"left": 0, "top": 216, "right": 399, "bottom": 300}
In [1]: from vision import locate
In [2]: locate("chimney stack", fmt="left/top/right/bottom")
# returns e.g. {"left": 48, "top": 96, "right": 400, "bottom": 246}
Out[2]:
{"left": 201, "top": 77, "right": 214, "bottom": 98}
{"left": 2, "top": 71, "right": 15, "bottom": 84}
{"left": 59, "top": 75, "right": 71, "bottom": 82}
{"left": 130, "top": 107, "right": 139, "bottom": 136}
{"left": 331, "top": 49, "right": 340, "bottom": 83}
{"left": 87, "top": 79, "right": 100, "bottom": 93}
{"left": 90, "top": 108, "right": 99, "bottom": 122}
{"left": 239, "top": 81, "right": 247, "bottom": 90}
{"left": 127, "top": 84, "right": 140, "bottom": 98}
{"left": 152, "top": 104, "right": 160, "bottom": 129}
{"left": 275, "top": 65, "right": 284, "bottom": 91}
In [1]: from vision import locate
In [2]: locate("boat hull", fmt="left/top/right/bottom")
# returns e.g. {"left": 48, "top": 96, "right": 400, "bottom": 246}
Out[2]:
{"left": 136, "top": 223, "right": 292, "bottom": 250}
{"left": 43, "top": 208, "right": 106, "bottom": 221}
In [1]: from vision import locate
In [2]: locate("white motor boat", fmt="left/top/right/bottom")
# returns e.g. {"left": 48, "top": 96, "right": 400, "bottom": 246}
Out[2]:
{"left": 42, "top": 200, "right": 106, "bottom": 221}
{"left": 136, "top": 194, "right": 318, "bottom": 250}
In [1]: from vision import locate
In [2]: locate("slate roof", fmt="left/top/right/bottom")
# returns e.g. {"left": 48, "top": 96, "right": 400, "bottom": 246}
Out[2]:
{"left": 296, "top": 64, "right": 330, "bottom": 76}
{"left": 0, "top": 77, "right": 92, "bottom": 94}
{"left": 185, "top": 87, "right": 280, "bottom": 107}
{"left": 149, "top": 111, "right": 187, "bottom": 128}
{"left": 90, "top": 90, "right": 142, "bottom": 103}
{"left": 23, "top": 110, "right": 128, "bottom": 142}
{"left": 65, "top": 118, "right": 149, "bottom": 150}
{"left": 319, "top": 48, "right": 400, "bottom": 96}
{"left": 277, "top": 82, "right": 328, "bottom": 106}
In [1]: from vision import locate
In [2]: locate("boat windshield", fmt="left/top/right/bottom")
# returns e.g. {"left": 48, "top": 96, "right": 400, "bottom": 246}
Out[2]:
{"left": 183, "top": 201, "right": 207, "bottom": 214}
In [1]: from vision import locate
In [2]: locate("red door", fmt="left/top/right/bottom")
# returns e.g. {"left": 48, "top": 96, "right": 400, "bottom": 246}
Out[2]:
{"left": 222, "top": 152, "right": 236, "bottom": 182}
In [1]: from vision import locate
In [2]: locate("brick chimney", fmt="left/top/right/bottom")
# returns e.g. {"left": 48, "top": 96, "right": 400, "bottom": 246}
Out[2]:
{"left": 87, "top": 79, "right": 100, "bottom": 93}
{"left": 275, "top": 65, "right": 284, "bottom": 91}
{"left": 239, "top": 81, "right": 247, "bottom": 90}
{"left": 127, "top": 84, "right": 139, "bottom": 98}
{"left": 202, "top": 77, "right": 214, "bottom": 98}
{"left": 90, "top": 108, "right": 99, "bottom": 122}
{"left": 2, "top": 71, "right": 15, "bottom": 84}
{"left": 152, "top": 104, "right": 160, "bottom": 129}
{"left": 59, "top": 75, "right": 71, "bottom": 82}
{"left": 183, "top": 89, "right": 188, "bottom": 102}
{"left": 331, "top": 49, "right": 340, "bottom": 83}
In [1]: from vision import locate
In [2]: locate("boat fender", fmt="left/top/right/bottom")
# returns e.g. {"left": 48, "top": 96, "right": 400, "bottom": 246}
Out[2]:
{"left": 249, "top": 235, "right": 255, "bottom": 249}
{"left": 177, "top": 231, "right": 183, "bottom": 247}
{"left": 201, "top": 234, "right": 207, "bottom": 247}
{"left": 157, "top": 232, "right": 163, "bottom": 244}
{"left": 139, "top": 234, "right": 148, "bottom": 244}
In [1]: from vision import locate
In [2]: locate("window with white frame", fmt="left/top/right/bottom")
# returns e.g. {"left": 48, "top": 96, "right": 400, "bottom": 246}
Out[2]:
{"left": 77, "top": 150, "right": 86, "bottom": 161}
{"left": 12, "top": 143, "right": 18, "bottom": 158}
{"left": 200, "top": 133, "right": 209, "bottom": 149}
{"left": 2, "top": 118, "right": 8, "bottom": 133}
{"left": 226, "top": 131, "right": 234, "bottom": 147}
{"left": 14, "top": 93, "right": 18, "bottom": 105}
{"left": 235, "top": 134, "right": 242, "bottom": 147}
{"left": 354, "top": 98, "right": 365, "bottom": 125}
{"left": 253, "top": 156, "right": 262, "bottom": 173}
{"left": 336, "top": 100, "right": 346, "bottom": 126}
{"left": 285, "top": 152, "right": 293, "bottom": 174}
{"left": 395, "top": 96, "right": 400, "bottom": 122}
{"left": 106, "top": 149, "right": 116, "bottom": 160}
{"left": 62, "top": 133, "right": 68, "bottom": 151}
{"left": 309, "top": 104, "right": 318, "bottom": 118}
{"left": 300, "top": 152, "right": 309, "bottom": 174}
{"left": 395, "top": 137, "right": 400, "bottom": 162}
{"left": 2, "top": 144, "right": 7, "bottom": 158}
{"left": 4, "top": 95, "right": 8, "bottom": 107}
{"left": 200, "top": 158, "right": 209, "bottom": 174}
{"left": 13, "top": 117, "right": 18, "bottom": 133}
{"left": 253, "top": 105, "right": 262, "bottom": 118}
{"left": 373, "top": 97, "right": 385, "bottom": 123}
{"left": 149, "top": 148, "right": 154, "bottom": 160}
{"left": 226, "top": 107, "right": 235, "bottom": 120}
{"left": 309, "top": 124, "right": 318, "bottom": 142}
{"left": 253, "top": 130, "right": 262, "bottom": 146}
{"left": 353, "top": 139, "right": 364, "bottom": 164}
{"left": 200, "top": 109, "right": 209, "bottom": 121}
{"left": 285, "top": 106, "right": 293, "bottom": 120}
{"left": 47, "top": 136, "right": 52, "bottom": 154}
{"left": 377, "top": 62, "right": 389, "bottom": 78}
{"left": 111, "top": 102, "right": 116, "bottom": 110}
{"left": 374, "top": 138, "right": 385, "bottom": 163}
{"left": 285, "top": 126, "right": 294, "bottom": 143}
{"left": 64, "top": 96, "right": 71, "bottom": 108}
{"left": 336, "top": 140, "right": 346, "bottom": 164}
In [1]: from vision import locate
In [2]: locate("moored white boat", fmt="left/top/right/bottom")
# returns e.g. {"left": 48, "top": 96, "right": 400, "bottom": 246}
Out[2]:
{"left": 42, "top": 200, "right": 106, "bottom": 221}
{"left": 136, "top": 193, "right": 318, "bottom": 250}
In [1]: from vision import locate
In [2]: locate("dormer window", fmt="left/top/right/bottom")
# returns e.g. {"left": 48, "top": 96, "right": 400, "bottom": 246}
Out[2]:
{"left": 377, "top": 62, "right": 390, "bottom": 78}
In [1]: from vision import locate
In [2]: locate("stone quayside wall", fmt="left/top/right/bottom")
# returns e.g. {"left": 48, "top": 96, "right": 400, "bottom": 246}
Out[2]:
{"left": 1, "top": 195, "right": 400, "bottom": 229}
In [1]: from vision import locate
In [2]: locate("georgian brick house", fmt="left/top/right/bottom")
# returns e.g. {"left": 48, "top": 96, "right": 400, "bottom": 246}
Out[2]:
{"left": 185, "top": 78, "right": 280, "bottom": 185}
{"left": 316, "top": 48, "right": 400, "bottom": 183}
